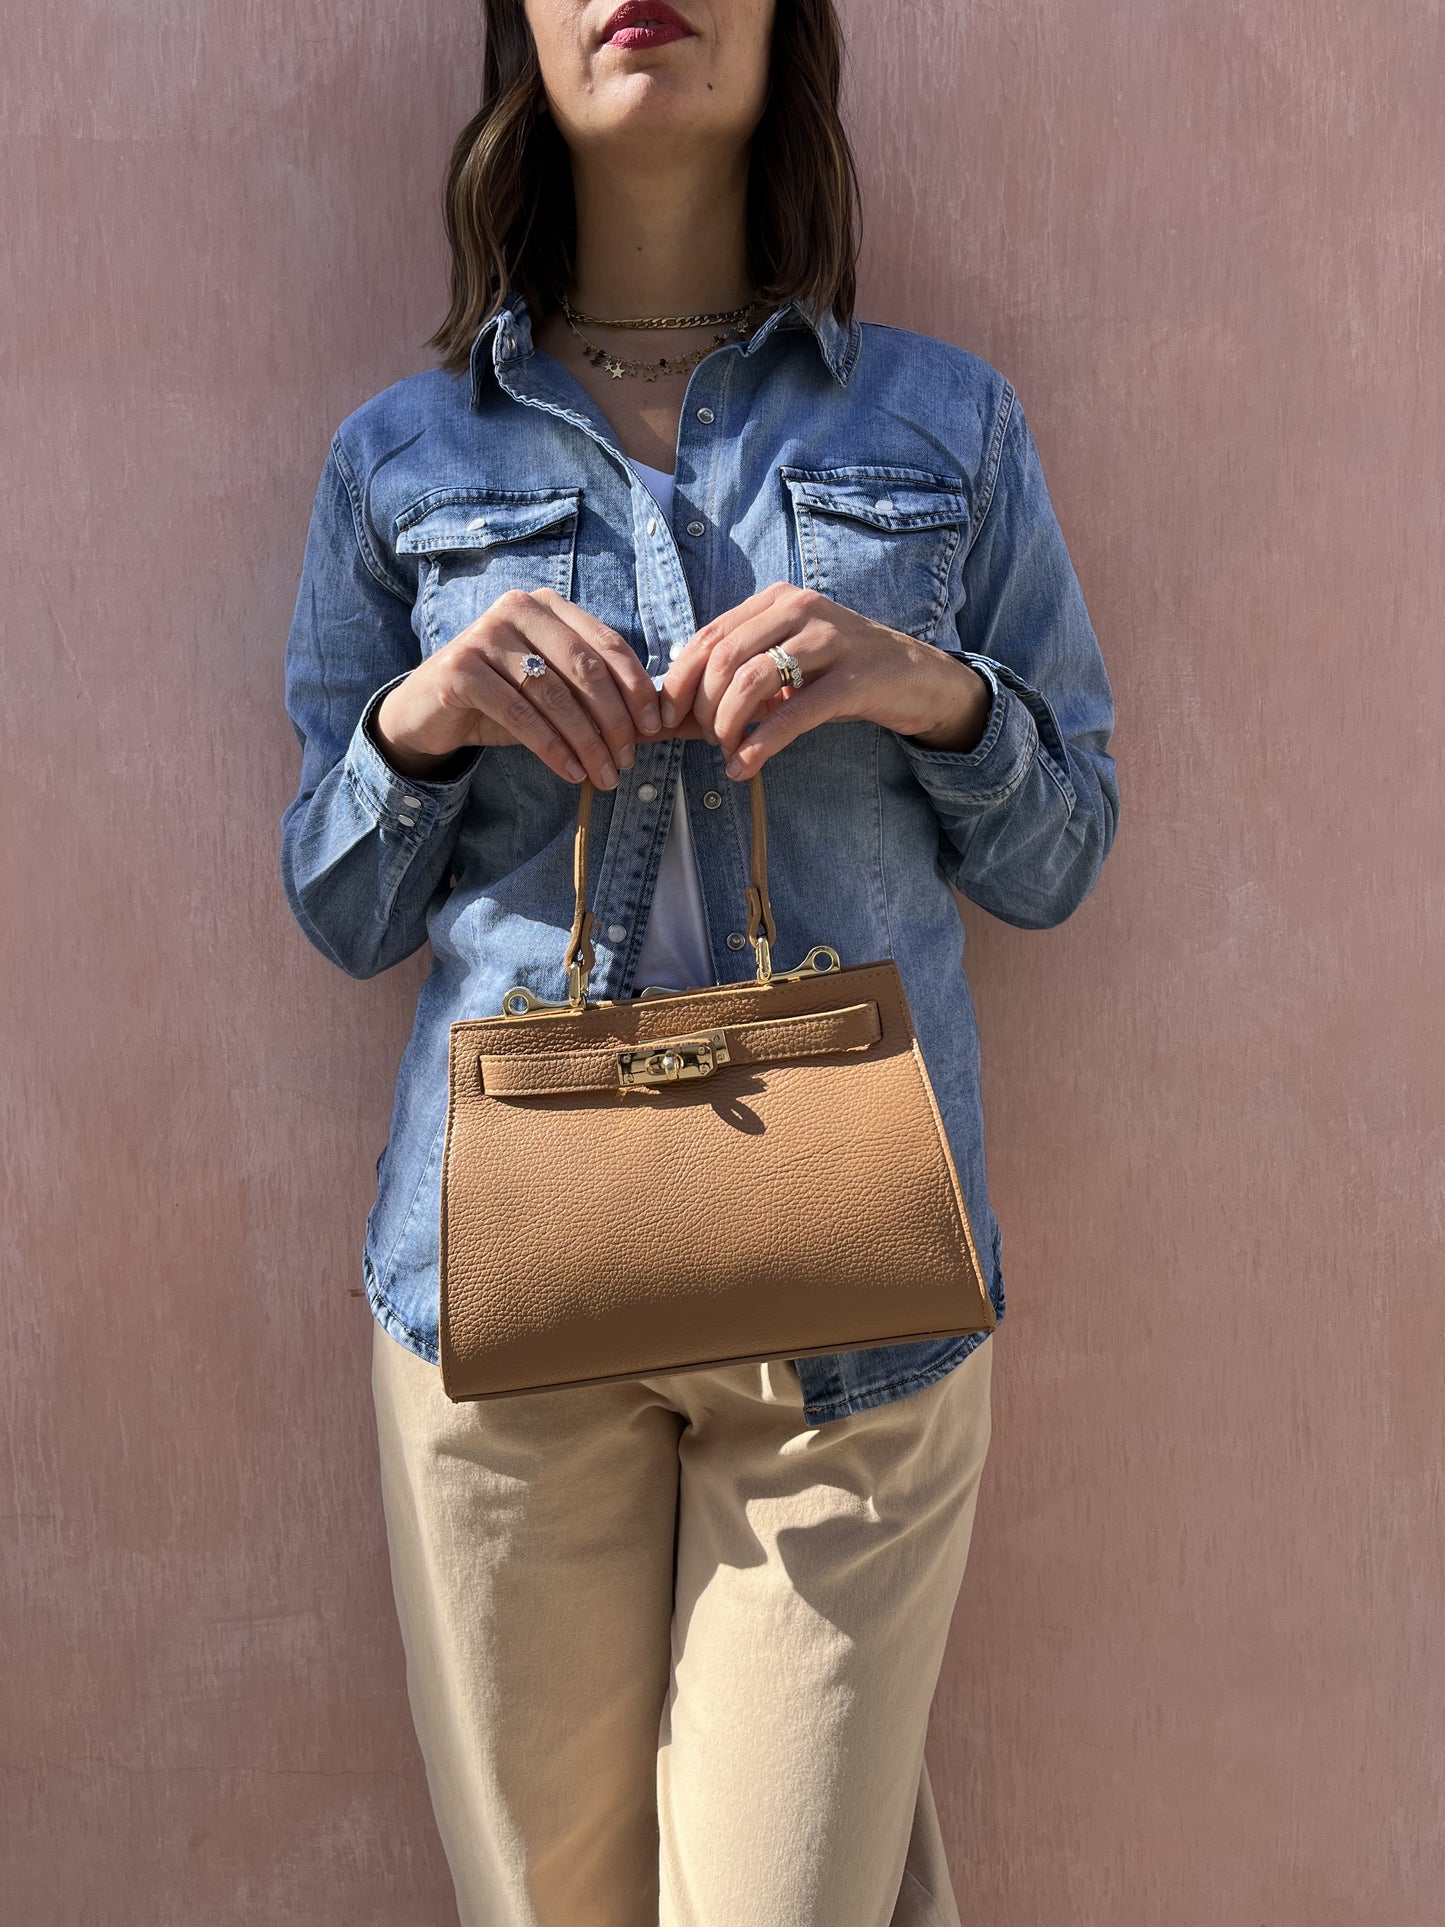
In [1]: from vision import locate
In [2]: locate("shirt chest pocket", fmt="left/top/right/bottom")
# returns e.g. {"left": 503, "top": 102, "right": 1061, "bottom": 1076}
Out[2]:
{"left": 779, "top": 467, "right": 970, "bottom": 645}
{"left": 393, "top": 488, "right": 583, "bottom": 653}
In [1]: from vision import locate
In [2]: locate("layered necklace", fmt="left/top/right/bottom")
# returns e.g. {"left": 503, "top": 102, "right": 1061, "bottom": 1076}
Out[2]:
{"left": 559, "top": 289, "right": 763, "bottom": 381}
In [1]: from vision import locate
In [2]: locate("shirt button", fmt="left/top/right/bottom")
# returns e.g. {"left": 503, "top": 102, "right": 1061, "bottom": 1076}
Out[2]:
{"left": 402, "top": 793, "right": 422, "bottom": 808}
{"left": 637, "top": 782, "right": 658, "bottom": 802}
{"left": 668, "top": 642, "right": 685, "bottom": 661}
{"left": 726, "top": 932, "right": 747, "bottom": 951}
{"left": 696, "top": 406, "right": 715, "bottom": 424}
{"left": 702, "top": 789, "right": 722, "bottom": 808}
{"left": 607, "top": 922, "right": 628, "bottom": 943}
{"left": 466, "top": 515, "right": 486, "bottom": 532}
{"left": 397, "top": 813, "right": 416, "bottom": 828}
{"left": 686, "top": 519, "right": 705, "bottom": 538}
{"left": 646, "top": 516, "right": 658, "bottom": 535}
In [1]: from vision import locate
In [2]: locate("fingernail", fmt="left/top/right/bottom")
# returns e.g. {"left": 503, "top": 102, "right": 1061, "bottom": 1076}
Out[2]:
{"left": 660, "top": 701, "right": 676, "bottom": 727}
{"left": 600, "top": 760, "right": 618, "bottom": 786}
{"left": 642, "top": 705, "right": 660, "bottom": 732}
{"left": 724, "top": 755, "right": 743, "bottom": 777}
{"left": 619, "top": 743, "right": 636, "bottom": 770}
{"left": 567, "top": 758, "right": 586, "bottom": 780}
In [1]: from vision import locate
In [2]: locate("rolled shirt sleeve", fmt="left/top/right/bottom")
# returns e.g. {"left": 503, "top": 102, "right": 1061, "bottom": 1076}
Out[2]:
{"left": 895, "top": 387, "right": 1120, "bottom": 929}
{"left": 278, "top": 433, "right": 482, "bottom": 979}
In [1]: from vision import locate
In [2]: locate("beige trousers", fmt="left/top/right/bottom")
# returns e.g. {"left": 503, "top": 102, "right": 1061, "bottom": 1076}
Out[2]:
{"left": 370, "top": 1320, "right": 993, "bottom": 1927}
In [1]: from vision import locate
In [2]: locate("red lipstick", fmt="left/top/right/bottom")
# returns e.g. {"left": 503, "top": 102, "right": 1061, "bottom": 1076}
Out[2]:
{"left": 600, "top": 2, "right": 694, "bottom": 51}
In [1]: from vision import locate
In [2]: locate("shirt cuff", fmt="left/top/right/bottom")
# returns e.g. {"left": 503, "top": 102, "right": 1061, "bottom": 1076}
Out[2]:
{"left": 896, "top": 650, "right": 1040, "bottom": 806}
{"left": 343, "top": 671, "right": 482, "bottom": 835}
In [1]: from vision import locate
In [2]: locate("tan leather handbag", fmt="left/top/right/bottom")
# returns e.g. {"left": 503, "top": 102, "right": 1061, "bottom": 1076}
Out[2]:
{"left": 437, "top": 769, "right": 995, "bottom": 1401}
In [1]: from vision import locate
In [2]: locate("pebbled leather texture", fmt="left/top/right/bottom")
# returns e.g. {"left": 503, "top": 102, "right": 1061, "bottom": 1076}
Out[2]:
{"left": 439, "top": 958, "right": 996, "bottom": 1402}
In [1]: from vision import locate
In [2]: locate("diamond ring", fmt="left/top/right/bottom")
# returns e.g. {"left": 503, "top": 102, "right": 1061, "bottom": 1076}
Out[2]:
{"left": 766, "top": 644, "right": 804, "bottom": 690}
{"left": 520, "top": 653, "right": 548, "bottom": 680}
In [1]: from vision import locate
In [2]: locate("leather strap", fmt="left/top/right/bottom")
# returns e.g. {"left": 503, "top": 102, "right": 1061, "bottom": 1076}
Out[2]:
{"left": 563, "top": 778, "right": 598, "bottom": 992}
{"left": 564, "top": 770, "right": 777, "bottom": 988}
{"left": 744, "top": 769, "right": 778, "bottom": 950}
{"left": 477, "top": 999, "right": 881, "bottom": 1097}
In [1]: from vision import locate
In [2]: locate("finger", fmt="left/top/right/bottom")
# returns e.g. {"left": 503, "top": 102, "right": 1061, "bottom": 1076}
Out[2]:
{"left": 446, "top": 592, "right": 621, "bottom": 785}
{"left": 432, "top": 642, "right": 594, "bottom": 783}
{"left": 528, "top": 586, "right": 665, "bottom": 739}
{"left": 655, "top": 630, "right": 721, "bottom": 729}
{"left": 720, "top": 676, "right": 839, "bottom": 780}
{"left": 659, "top": 581, "right": 796, "bottom": 725}
{"left": 697, "top": 592, "right": 834, "bottom": 741}
{"left": 716, "top": 643, "right": 809, "bottom": 747}
{"left": 495, "top": 592, "right": 642, "bottom": 783}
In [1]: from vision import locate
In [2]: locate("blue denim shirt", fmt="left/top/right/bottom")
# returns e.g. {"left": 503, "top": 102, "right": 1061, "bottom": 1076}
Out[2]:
{"left": 278, "top": 289, "right": 1119, "bottom": 1425}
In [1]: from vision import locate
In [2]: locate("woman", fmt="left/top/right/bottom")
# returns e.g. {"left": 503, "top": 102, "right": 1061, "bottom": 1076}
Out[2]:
{"left": 279, "top": 2, "right": 1119, "bottom": 1921}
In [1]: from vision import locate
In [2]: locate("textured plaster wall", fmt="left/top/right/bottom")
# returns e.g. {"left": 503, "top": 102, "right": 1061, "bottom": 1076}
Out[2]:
{"left": 2, "top": 3, "right": 1439, "bottom": 1920}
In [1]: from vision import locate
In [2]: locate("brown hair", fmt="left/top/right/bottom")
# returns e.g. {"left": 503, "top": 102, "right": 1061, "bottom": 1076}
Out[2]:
{"left": 424, "top": 0, "right": 861, "bottom": 372}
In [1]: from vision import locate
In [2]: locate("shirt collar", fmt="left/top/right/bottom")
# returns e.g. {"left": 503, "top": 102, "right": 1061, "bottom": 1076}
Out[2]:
{"left": 469, "top": 287, "right": 859, "bottom": 408}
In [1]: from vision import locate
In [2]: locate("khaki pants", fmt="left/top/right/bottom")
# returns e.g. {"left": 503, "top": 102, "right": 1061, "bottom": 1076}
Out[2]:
{"left": 371, "top": 1320, "right": 993, "bottom": 1927}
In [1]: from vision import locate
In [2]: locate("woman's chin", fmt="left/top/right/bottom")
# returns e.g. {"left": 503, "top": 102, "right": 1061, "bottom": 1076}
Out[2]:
{"left": 573, "top": 88, "right": 723, "bottom": 154}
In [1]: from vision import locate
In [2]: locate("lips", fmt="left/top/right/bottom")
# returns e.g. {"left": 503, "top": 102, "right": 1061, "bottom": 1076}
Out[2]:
{"left": 600, "top": 2, "right": 694, "bottom": 49}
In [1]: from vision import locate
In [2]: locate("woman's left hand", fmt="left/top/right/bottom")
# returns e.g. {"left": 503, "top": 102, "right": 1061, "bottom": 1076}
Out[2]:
{"left": 656, "top": 583, "right": 992, "bottom": 777}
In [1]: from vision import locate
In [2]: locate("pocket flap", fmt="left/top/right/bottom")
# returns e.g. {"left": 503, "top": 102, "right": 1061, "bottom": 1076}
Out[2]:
{"left": 395, "top": 488, "right": 582, "bottom": 555}
{"left": 780, "top": 468, "right": 968, "bottom": 533}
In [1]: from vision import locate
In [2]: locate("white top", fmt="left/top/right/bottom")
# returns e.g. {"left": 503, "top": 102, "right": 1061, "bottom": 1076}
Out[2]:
{"left": 624, "top": 456, "right": 716, "bottom": 992}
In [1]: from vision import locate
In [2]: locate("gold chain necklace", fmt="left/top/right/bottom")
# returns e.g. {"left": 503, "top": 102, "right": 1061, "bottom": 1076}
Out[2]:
{"left": 559, "top": 289, "right": 763, "bottom": 382}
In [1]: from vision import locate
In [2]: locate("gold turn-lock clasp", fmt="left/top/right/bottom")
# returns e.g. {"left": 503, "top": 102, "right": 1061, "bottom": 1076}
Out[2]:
{"left": 616, "top": 1029, "right": 731, "bottom": 1088}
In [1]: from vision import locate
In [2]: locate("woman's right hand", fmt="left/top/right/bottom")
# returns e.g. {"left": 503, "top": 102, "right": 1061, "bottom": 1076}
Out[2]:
{"left": 370, "top": 587, "right": 669, "bottom": 786}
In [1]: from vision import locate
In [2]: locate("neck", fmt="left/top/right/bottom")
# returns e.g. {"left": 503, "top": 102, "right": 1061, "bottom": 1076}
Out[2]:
{"left": 565, "top": 143, "right": 754, "bottom": 320}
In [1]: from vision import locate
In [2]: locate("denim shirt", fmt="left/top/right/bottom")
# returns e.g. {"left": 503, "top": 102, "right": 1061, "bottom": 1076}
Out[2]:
{"left": 278, "top": 289, "right": 1119, "bottom": 1425}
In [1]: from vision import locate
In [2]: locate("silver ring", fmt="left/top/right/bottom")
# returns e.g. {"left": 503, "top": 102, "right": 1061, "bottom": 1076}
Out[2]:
{"left": 519, "top": 653, "right": 548, "bottom": 680}
{"left": 767, "top": 644, "right": 804, "bottom": 690}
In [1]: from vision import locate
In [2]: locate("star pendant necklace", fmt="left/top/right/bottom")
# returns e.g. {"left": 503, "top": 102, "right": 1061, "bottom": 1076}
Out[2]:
{"left": 559, "top": 288, "right": 764, "bottom": 381}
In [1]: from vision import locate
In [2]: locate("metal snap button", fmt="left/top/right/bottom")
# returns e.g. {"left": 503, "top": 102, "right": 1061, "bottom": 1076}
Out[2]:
{"left": 696, "top": 406, "right": 715, "bottom": 424}
{"left": 607, "top": 923, "right": 628, "bottom": 942}
{"left": 686, "top": 519, "right": 705, "bottom": 538}
{"left": 637, "top": 782, "right": 658, "bottom": 802}
{"left": 645, "top": 516, "right": 657, "bottom": 535}
{"left": 725, "top": 932, "right": 746, "bottom": 950}
{"left": 397, "top": 814, "right": 416, "bottom": 828}
{"left": 466, "top": 515, "right": 486, "bottom": 532}
{"left": 702, "top": 789, "right": 722, "bottom": 808}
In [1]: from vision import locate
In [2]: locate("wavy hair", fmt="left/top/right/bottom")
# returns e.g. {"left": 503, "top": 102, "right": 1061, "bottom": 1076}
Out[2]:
{"left": 425, "top": 0, "right": 861, "bottom": 370}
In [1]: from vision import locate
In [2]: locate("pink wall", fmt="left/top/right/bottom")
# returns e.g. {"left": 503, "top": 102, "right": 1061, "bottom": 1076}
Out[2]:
{"left": 3, "top": 3, "right": 1439, "bottom": 1920}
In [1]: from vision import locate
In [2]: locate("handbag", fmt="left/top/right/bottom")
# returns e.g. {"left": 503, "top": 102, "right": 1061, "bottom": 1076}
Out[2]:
{"left": 437, "top": 766, "right": 995, "bottom": 1401}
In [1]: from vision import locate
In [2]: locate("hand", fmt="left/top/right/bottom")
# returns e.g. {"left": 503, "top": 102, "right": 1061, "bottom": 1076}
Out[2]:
{"left": 656, "top": 584, "right": 993, "bottom": 778}
{"left": 371, "top": 587, "right": 667, "bottom": 788}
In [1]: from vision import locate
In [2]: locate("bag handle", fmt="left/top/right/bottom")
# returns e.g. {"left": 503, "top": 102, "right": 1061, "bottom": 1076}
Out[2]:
{"left": 563, "top": 770, "right": 778, "bottom": 1008}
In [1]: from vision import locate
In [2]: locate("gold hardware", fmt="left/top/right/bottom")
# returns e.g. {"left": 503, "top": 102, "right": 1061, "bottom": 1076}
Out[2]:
{"left": 806, "top": 944, "right": 841, "bottom": 972}
{"left": 766, "top": 944, "right": 841, "bottom": 983}
{"left": 498, "top": 947, "right": 841, "bottom": 1020}
{"left": 617, "top": 1030, "right": 731, "bottom": 1087}
{"left": 499, "top": 985, "right": 572, "bottom": 1016}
